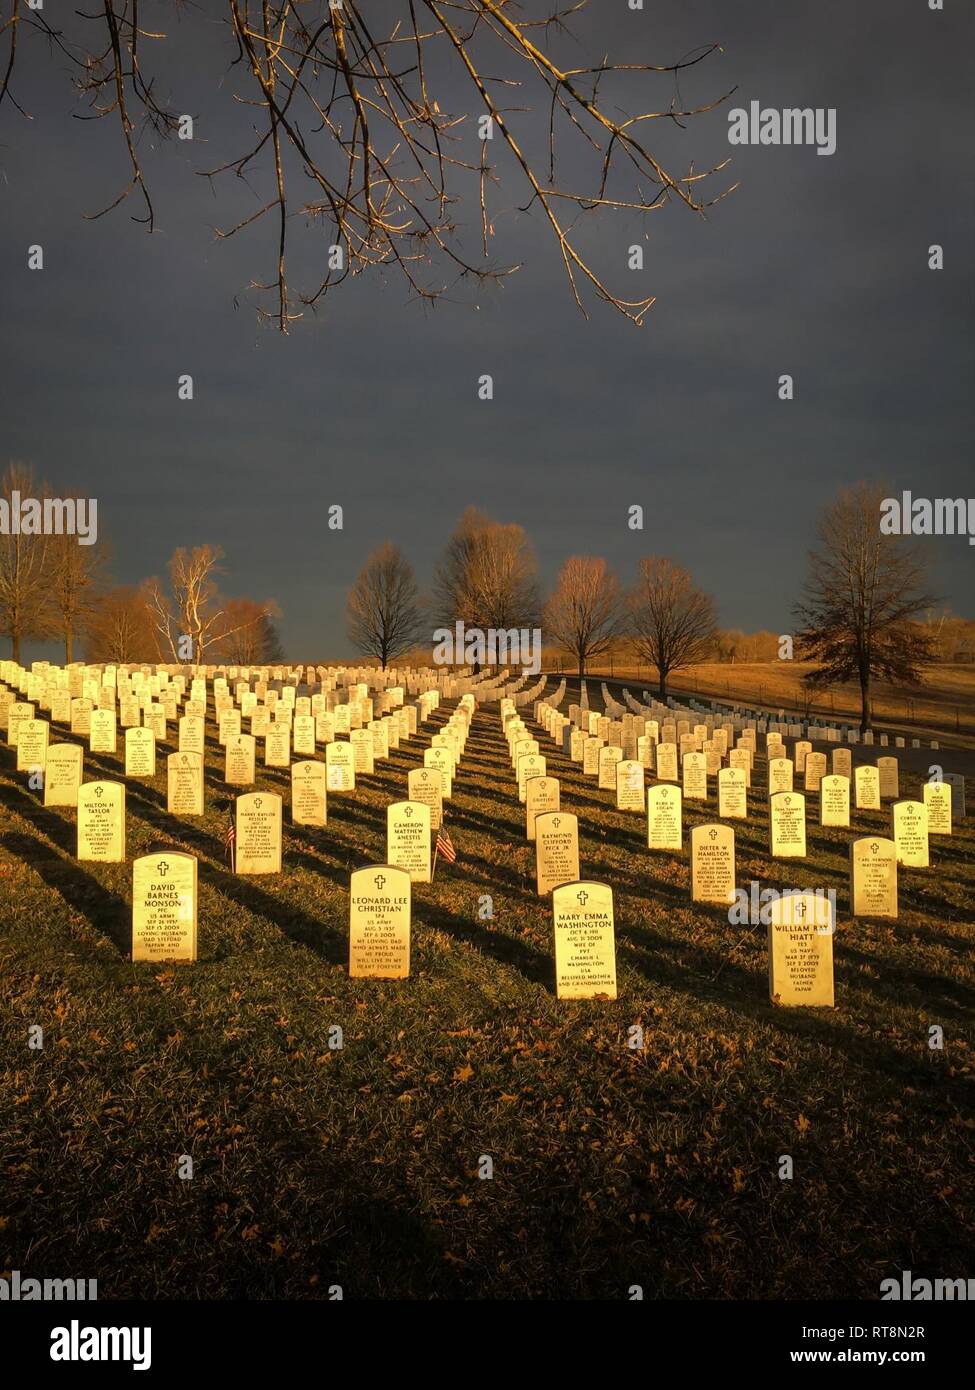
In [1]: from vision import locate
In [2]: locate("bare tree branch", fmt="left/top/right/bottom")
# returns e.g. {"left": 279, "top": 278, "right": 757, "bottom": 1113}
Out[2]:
{"left": 0, "top": 1, "right": 736, "bottom": 330}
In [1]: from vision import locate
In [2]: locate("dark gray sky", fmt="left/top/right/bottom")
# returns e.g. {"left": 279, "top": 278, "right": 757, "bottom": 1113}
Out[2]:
{"left": 2, "top": 0, "right": 972, "bottom": 661}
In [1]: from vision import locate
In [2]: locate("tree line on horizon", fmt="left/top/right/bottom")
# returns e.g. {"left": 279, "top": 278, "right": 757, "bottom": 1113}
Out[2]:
{"left": 0, "top": 464, "right": 283, "bottom": 669}
{"left": 345, "top": 490, "right": 967, "bottom": 731}
{"left": 2, "top": 467, "right": 970, "bottom": 730}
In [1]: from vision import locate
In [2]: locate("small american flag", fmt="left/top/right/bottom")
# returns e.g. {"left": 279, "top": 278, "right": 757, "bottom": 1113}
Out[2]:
{"left": 224, "top": 807, "right": 237, "bottom": 870}
{"left": 435, "top": 825, "right": 457, "bottom": 864}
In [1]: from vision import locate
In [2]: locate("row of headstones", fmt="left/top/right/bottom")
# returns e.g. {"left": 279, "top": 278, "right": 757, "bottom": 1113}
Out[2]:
{"left": 1, "top": 674, "right": 459, "bottom": 806}
{"left": 510, "top": 704, "right": 841, "bottom": 1001}
{"left": 0, "top": 655, "right": 469, "bottom": 697}
{"left": 539, "top": 679, "right": 567, "bottom": 712}
{"left": 2, "top": 669, "right": 430, "bottom": 742}
{"left": 501, "top": 706, "right": 914, "bottom": 916}
{"left": 15, "top": 656, "right": 886, "bottom": 747}
{"left": 124, "top": 830, "right": 854, "bottom": 1008}
{"left": 13, "top": 695, "right": 476, "bottom": 846}
{"left": 123, "top": 850, "right": 616, "bottom": 998}
{"left": 527, "top": 698, "right": 962, "bottom": 838}
{"left": 26, "top": 701, "right": 479, "bottom": 965}
{"left": 0, "top": 657, "right": 505, "bottom": 744}
{"left": 76, "top": 707, "right": 477, "bottom": 967}
{"left": 629, "top": 683, "right": 944, "bottom": 752}
{"left": 619, "top": 681, "right": 943, "bottom": 755}
{"left": 556, "top": 694, "right": 931, "bottom": 782}
{"left": 124, "top": 716, "right": 898, "bottom": 1004}
{"left": 1, "top": 656, "right": 422, "bottom": 702}
{"left": 515, "top": 673, "right": 554, "bottom": 705}
{"left": 523, "top": 708, "right": 907, "bottom": 1002}
{"left": 3, "top": 705, "right": 442, "bottom": 806}
{"left": 257, "top": 698, "right": 479, "bottom": 870}
{"left": 5, "top": 698, "right": 429, "bottom": 772}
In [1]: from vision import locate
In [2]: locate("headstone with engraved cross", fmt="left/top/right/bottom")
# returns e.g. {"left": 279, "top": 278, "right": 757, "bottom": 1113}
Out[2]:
{"left": 849, "top": 836, "right": 898, "bottom": 917}
{"left": 690, "top": 823, "right": 736, "bottom": 905}
{"left": 132, "top": 852, "right": 198, "bottom": 962}
{"left": 535, "top": 811, "right": 581, "bottom": 895}
{"left": 768, "top": 891, "right": 835, "bottom": 1006}
{"left": 387, "top": 800, "right": 431, "bottom": 883}
{"left": 349, "top": 864, "right": 412, "bottom": 978}
{"left": 291, "top": 760, "right": 327, "bottom": 827}
{"left": 77, "top": 781, "right": 125, "bottom": 862}
{"left": 551, "top": 881, "right": 617, "bottom": 1000}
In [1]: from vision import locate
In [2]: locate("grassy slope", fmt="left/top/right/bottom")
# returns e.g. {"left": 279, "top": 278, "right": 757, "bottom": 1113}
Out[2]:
{"left": 0, "top": 697, "right": 973, "bottom": 1299}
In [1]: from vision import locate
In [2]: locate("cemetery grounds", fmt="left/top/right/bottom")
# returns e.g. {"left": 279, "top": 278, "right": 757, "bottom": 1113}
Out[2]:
{"left": 1, "top": 678, "right": 973, "bottom": 1299}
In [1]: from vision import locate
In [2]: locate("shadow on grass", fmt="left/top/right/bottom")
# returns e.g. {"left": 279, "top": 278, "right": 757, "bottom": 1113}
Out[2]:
{"left": 621, "top": 916, "right": 972, "bottom": 1104}
{"left": 201, "top": 864, "right": 348, "bottom": 965}
{"left": 0, "top": 827, "right": 130, "bottom": 953}
{"left": 0, "top": 780, "right": 77, "bottom": 856}
{"left": 416, "top": 894, "right": 552, "bottom": 988}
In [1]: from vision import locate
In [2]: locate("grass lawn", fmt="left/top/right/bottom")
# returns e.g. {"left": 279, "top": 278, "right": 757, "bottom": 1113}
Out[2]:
{"left": 1, "top": 692, "right": 973, "bottom": 1299}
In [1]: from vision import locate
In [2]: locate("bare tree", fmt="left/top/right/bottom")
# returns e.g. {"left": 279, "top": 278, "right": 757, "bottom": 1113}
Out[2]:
{"left": 432, "top": 508, "right": 487, "bottom": 630}
{"left": 715, "top": 627, "right": 745, "bottom": 663}
{"left": 0, "top": 462, "right": 54, "bottom": 663}
{"left": 214, "top": 598, "right": 285, "bottom": 664}
{"left": 628, "top": 555, "right": 717, "bottom": 701}
{"left": 145, "top": 545, "right": 276, "bottom": 667}
{"left": 433, "top": 507, "right": 541, "bottom": 639}
{"left": 544, "top": 554, "right": 624, "bottom": 678}
{"left": 715, "top": 627, "right": 780, "bottom": 663}
{"left": 49, "top": 527, "right": 110, "bottom": 662}
{"left": 85, "top": 584, "right": 161, "bottom": 663}
{"left": 347, "top": 542, "right": 422, "bottom": 669}
{"left": 794, "top": 483, "right": 937, "bottom": 732}
{"left": 920, "top": 608, "right": 975, "bottom": 664}
{"left": 0, "top": 3, "right": 736, "bottom": 332}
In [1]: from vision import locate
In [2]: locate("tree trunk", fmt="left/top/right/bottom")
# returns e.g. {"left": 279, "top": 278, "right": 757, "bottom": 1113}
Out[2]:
{"left": 11, "top": 631, "right": 20, "bottom": 664}
{"left": 859, "top": 672, "right": 872, "bottom": 733}
{"left": 65, "top": 629, "right": 74, "bottom": 664}
{"left": 658, "top": 668, "right": 668, "bottom": 701}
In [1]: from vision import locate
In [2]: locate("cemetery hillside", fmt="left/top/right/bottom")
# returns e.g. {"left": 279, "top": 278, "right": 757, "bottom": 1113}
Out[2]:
{"left": 580, "top": 662, "right": 975, "bottom": 750}
{"left": 1, "top": 659, "right": 972, "bottom": 1299}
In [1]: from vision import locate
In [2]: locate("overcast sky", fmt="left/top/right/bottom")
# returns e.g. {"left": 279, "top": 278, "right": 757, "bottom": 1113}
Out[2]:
{"left": 2, "top": 0, "right": 972, "bottom": 662}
